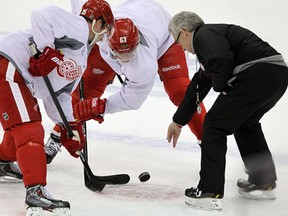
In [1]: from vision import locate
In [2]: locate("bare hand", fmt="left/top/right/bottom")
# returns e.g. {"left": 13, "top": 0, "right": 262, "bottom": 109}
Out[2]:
{"left": 166, "top": 122, "right": 182, "bottom": 148}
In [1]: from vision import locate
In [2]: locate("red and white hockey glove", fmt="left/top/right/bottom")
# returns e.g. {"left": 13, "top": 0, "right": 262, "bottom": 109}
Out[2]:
{"left": 28, "top": 46, "right": 64, "bottom": 77}
{"left": 73, "top": 98, "right": 106, "bottom": 122}
{"left": 60, "top": 121, "right": 85, "bottom": 158}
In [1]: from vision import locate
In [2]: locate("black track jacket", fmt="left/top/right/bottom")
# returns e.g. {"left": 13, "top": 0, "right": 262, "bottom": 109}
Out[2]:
{"left": 173, "top": 24, "right": 283, "bottom": 126}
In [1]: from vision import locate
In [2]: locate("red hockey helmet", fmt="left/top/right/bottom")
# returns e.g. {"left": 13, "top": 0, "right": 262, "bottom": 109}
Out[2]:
{"left": 80, "top": 0, "right": 114, "bottom": 30}
{"left": 108, "top": 18, "right": 139, "bottom": 62}
{"left": 109, "top": 18, "right": 139, "bottom": 53}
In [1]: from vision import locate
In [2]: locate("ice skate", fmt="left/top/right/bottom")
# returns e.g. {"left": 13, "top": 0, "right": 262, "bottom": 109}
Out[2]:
{"left": 237, "top": 179, "right": 276, "bottom": 200}
{"left": 184, "top": 187, "right": 223, "bottom": 210}
{"left": 25, "top": 185, "right": 71, "bottom": 216}
{"left": 45, "top": 132, "right": 62, "bottom": 164}
{"left": 0, "top": 160, "right": 23, "bottom": 183}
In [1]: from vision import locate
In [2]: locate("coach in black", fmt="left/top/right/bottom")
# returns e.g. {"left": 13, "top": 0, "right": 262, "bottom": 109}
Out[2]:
{"left": 166, "top": 11, "right": 288, "bottom": 210}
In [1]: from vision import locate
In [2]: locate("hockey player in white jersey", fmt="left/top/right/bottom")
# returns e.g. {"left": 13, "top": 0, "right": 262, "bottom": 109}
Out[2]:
{"left": 44, "top": 0, "right": 206, "bottom": 164}
{"left": 70, "top": 0, "right": 206, "bottom": 139}
{"left": 0, "top": 0, "right": 114, "bottom": 215}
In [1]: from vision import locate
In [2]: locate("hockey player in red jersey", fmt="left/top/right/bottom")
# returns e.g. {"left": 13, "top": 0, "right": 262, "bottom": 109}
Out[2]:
{"left": 45, "top": 0, "right": 207, "bottom": 164}
{"left": 0, "top": 0, "right": 114, "bottom": 215}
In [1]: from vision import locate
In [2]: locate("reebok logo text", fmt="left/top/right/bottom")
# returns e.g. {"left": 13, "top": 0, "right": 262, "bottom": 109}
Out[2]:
{"left": 161, "top": 64, "right": 181, "bottom": 72}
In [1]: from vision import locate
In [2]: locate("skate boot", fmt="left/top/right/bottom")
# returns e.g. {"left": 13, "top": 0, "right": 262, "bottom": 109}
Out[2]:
{"left": 237, "top": 179, "right": 276, "bottom": 200}
{"left": 0, "top": 160, "right": 23, "bottom": 182}
{"left": 45, "top": 132, "right": 62, "bottom": 164}
{"left": 184, "top": 187, "right": 223, "bottom": 210}
{"left": 25, "top": 184, "right": 71, "bottom": 216}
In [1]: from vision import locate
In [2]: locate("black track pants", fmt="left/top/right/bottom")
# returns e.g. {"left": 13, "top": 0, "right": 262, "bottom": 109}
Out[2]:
{"left": 198, "top": 63, "right": 288, "bottom": 195}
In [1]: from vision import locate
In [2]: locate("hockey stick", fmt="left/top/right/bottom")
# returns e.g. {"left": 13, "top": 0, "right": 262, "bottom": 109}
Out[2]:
{"left": 79, "top": 78, "right": 90, "bottom": 187}
{"left": 29, "top": 42, "right": 105, "bottom": 191}
{"left": 79, "top": 78, "right": 130, "bottom": 185}
{"left": 116, "top": 73, "right": 124, "bottom": 84}
{"left": 43, "top": 76, "right": 106, "bottom": 192}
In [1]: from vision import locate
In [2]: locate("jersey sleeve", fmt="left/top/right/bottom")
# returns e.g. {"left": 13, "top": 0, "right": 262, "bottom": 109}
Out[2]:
{"left": 30, "top": 6, "right": 57, "bottom": 51}
{"left": 104, "top": 47, "right": 158, "bottom": 114}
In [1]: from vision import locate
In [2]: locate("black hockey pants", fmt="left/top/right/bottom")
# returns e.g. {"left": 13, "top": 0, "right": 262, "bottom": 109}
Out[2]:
{"left": 197, "top": 63, "right": 288, "bottom": 195}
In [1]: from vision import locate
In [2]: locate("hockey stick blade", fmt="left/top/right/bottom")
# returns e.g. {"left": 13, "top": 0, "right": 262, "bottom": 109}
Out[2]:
{"left": 93, "top": 174, "right": 130, "bottom": 185}
{"left": 84, "top": 176, "right": 105, "bottom": 192}
{"left": 79, "top": 153, "right": 106, "bottom": 191}
{"left": 79, "top": 153, "right": 130, "bottom": 185}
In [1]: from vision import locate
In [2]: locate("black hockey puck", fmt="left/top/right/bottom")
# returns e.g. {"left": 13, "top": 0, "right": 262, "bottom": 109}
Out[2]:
{"left": 138, "top": 172, "right": 150, "bottom": 182}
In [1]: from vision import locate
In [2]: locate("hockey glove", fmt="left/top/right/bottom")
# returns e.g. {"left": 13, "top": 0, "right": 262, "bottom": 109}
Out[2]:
{"left": 73, "top": 97, "right": 106, "bottom": 122}
{"left": 28, "top": 46, "right": 64, "bottom": 77}
{"left": 60, "top": 121, "right": 85, "bottom": 158}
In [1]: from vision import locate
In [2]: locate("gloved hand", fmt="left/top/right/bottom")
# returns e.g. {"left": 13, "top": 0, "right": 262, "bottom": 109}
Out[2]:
{"left": 60, "top": 121, "right": 85, "bottom": 158}
{"left": 73, "top": 98, "right": 106, "bottom": 122}
{"left": 28, "top": 46, "right": 64, "bottom": 77}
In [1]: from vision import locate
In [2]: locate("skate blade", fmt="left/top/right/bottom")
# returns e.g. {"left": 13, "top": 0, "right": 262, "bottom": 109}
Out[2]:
{"left": 238, "top": 188, "right": 276, "bottom": 200}
{"left": 52, "top": 208, "right": 72, "bottom": 216}
{"left": 185, "top": 197, "right": 222, "bottom": 210}
{"left": 26, "top": 207, "right": 71, "bottom": 216}
{"left": 0, "top": 176, "right": 22, "bottom": 183}
{"left": 26, "top": 207, "right": 42, "bottom": 216}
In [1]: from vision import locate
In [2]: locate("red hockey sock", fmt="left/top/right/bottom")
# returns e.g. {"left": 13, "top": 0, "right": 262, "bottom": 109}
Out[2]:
{"left": 10, "top": 121, "right": 47, "bottom": 187}
{"left": 17, "top": 142, "right": 47, "bottom": 186}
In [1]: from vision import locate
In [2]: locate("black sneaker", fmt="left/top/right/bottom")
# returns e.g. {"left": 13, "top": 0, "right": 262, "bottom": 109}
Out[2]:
{"left": 45, "top": 132, "right": 62, "bottom": 164}
{"left": 237, "top": 179, "right": 276, "bottom": 200}
{"left": 185, "top": 187, "right": 223, "bottom": 210}
{"left": 25, "top": 185, "right": 71, "bottom": 215}
{"left": 0, "top": 160, "right": 23, "bottom": 182}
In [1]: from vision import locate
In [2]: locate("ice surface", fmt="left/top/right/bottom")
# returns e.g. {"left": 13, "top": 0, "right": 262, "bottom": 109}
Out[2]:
{"left": 0, "top": 1, "right": 288, "bottom": 215}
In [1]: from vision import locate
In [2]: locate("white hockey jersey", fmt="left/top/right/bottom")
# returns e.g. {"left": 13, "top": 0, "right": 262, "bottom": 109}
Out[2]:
{"left": 70, "top": 0, "right": 175, "bottom": 114}
{"left": 0, "top": 5, "right": 89, "bottom": 123}
{"left": 98, "top": 0, "right": 175, "bottom": 114}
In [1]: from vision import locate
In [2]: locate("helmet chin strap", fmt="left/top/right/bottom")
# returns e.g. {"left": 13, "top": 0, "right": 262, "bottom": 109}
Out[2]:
{"left": 89, "top": 20, "right": 107, "bottom": 47}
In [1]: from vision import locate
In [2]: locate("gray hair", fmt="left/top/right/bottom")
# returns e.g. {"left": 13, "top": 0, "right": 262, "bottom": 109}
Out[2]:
{"left": 168, "top": 11, "right": 204, "bottom": 36}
